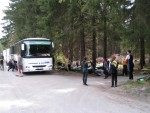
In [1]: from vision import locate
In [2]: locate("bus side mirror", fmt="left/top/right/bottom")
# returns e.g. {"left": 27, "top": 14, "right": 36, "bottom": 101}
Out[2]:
{"left": 52, "top": 42, "right": 54, "bottom": 48}
{"left": 21, "top": 43, "right": 26, "bottom": 51}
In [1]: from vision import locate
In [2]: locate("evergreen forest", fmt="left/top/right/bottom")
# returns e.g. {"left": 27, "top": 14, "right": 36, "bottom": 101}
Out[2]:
{"left": 0, "top": 0, "right": 150, "bottom": 69}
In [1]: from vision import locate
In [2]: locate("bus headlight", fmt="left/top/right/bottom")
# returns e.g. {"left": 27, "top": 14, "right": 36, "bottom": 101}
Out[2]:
{"left": 48, "top": 65, "right": 52, "bottom": 67}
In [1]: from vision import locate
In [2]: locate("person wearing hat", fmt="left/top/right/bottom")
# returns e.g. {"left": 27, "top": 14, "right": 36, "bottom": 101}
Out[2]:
{"left": 110, "top": 55, "right": 118, "bottom": 87}
{"left": 81, "top": 56, "right": 88, "bottom": 86}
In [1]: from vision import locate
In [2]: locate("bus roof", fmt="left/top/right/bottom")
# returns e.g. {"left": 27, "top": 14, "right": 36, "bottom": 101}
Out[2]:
{"left": 7, "top": 38, "right": 52, "bottom": 48}
{"left": 23, "top": 38, "right": 50, "bottom": 41}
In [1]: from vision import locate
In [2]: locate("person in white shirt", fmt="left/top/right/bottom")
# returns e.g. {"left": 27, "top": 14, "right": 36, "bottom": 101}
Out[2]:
{"left": 126, "top": 50, "right": 134, "bottom": 80}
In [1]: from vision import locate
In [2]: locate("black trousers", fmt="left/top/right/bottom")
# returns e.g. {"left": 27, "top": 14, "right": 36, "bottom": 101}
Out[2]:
{"left": 129, "top": 69, "right": 133, "bottom": 80}
{"left": 8, "top": 65, "right": 15, "bottom": 71}
{"left": 123, "top": 65, "right": 128, "bottom": 76}
{"left": 0, "top": 60, "right": 4, "bottom": 70}
{"left": 104, "top": 68, "right": 109, "bottom": 78}
{"left": 68, "top": 64, "right": 71, "bottom": 71}
{"left": 83, "top": 71, "right": 88, "bottom": 84}
{"left": 112, "top": 72, "right": 117, "bottom": 87}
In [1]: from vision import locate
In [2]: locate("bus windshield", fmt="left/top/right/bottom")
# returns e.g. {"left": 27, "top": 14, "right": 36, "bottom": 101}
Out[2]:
{"left": 24, "top": 40, "right": 52, "bottom": 58}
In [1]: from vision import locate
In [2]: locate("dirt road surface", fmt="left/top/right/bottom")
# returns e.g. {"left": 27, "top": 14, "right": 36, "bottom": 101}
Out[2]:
{"left": 0, "top": 69, "right": 149, "bottom": 113}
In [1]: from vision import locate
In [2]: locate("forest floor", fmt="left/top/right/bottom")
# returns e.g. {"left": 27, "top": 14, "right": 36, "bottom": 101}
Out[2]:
{"left": 111, "top": 73, "right": 150, "bottom": 104}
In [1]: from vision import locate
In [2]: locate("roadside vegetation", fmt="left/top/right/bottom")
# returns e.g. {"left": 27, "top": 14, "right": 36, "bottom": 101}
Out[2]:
{"left": 123, "top": 77, "right": 150, "bottom": 91}
{"left": 119, "top": 73, "right": 150, "bottom": 102}
{"left": 0, "top": 0, "right": 150, "bottom": 71}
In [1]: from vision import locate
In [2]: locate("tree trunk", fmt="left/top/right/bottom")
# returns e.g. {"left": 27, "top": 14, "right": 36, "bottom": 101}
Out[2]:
{"left": 68, "top": 40, "right": 74, "bottom": 62}
{"left": 80, "top": 14, "right": 85, "bottom": 61}
{"left": 92, "top": 16, "right": 96, "bottom": 71}
{"left": 149, "top": 53, "right": 150, "bottom": 63}
{"left": 103, "top": 5, "right": 107, "bottom": 59}
{"left": 69, "top": 16, "right": 74, "bottom": 62}
{"left": 140, "top": 37, "right": 145, "bottom": 69}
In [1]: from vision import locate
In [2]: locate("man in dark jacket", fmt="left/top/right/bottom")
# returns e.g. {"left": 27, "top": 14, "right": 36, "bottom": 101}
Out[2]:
{"left": 81, "top": 57, "right": 88, "bottom": 86}
{"left": 126, "top": 50, "right": 134, "bottom": 80}
{"left": 8, "top": 56, "right": 16, "bottom": 71}
{"left": 103, "top": 58, "right": 110, "bottom": 79}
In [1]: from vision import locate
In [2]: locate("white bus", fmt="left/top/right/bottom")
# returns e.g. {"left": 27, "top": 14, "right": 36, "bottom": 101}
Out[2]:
{"left": 5, "top": 38, "right": 54, "bottom": 72}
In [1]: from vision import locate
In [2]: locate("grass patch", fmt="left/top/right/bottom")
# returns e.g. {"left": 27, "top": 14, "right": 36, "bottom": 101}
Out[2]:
{"left": 122, "top": 80, "right": 150, "bottom": 93}
{"left": 123, "top": 80, "right": 144, "bottom": 88}
{"left": 141, "top": 68, "right": 150, "bottom": 71}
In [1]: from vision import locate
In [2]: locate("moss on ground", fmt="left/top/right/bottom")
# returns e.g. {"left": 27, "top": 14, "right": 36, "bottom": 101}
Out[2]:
{"left": 122, "top": 79, "right": 150, "bottom": 93}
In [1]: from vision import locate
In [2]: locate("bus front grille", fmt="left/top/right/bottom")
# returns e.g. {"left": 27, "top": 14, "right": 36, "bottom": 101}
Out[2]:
{"left": 32, "top": 65, "right": 46, "bottom": 67}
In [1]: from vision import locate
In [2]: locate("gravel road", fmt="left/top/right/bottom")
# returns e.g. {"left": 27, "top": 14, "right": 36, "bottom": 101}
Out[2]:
{"left": 0, "top": 69, "right": 149, "bottom": 113}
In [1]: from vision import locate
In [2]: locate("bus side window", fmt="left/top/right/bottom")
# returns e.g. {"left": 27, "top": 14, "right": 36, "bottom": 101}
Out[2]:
{"left": 21, "top": 43, "right": 26, "bottom": 57}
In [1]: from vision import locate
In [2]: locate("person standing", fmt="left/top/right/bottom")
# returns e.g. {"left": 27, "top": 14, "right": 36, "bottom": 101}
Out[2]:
{"left": 110, "top": 56, "right": 118, "bottom": 87}
{"left": 16, "top": 56, "right": 23, "bottom": 77}
{"left": 0, "top": 55, "right": 4, "bottom": 70}
{"left": 103, "top": 58, "right": 110, "bottom": 79}
{"left": 76, "top": 61, "right": 79, "bottom": 67}
{"left": 81, "top": 57, "right": 88, "bottom": 86}
{"left": 126, "top": 50, "right": 134, "bottom": 80}
{"left": 67, "top": 58, "right": 71, "bottom": 71}
{"left": 122, "top": 56, "right": 128, "bottom": 76}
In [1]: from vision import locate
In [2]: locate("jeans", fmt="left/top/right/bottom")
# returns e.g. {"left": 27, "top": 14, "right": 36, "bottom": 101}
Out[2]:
{"left": 83, "top": 71, "right": 88, "bottom": 84}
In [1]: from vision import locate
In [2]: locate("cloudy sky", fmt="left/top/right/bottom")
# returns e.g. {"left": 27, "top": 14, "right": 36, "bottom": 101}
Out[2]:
{"left": 0, "top": 0, "right": 9, "bottom": 38}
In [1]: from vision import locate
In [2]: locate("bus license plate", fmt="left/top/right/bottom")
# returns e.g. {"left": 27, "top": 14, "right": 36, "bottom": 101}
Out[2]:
{"left": 36, "top": 67, "right": 43, "bottom": 70}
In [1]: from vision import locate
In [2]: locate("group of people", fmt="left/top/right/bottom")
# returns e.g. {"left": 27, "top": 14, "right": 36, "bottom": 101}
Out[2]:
{"left": 0, "top": 55, "right": 23, "bottom": 77}
{"left": 9, "top": 55, "right": 23, "bottom": 77}
{"left": 1, "top": 50, "right": 134, "bottom": 83}
{"left": 7, "top": 56, "right": 17, "bottom": 71}
{"left": 81, "top": 50, "right": 134, "bottom": 87}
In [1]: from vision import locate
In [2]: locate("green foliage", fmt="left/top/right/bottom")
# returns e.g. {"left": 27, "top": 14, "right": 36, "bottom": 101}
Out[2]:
{"left": 1, "top": 0, "right": 149, "bottom": 65}
{"left": 0, "top": 42, "right": 3, "bottom": 52}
